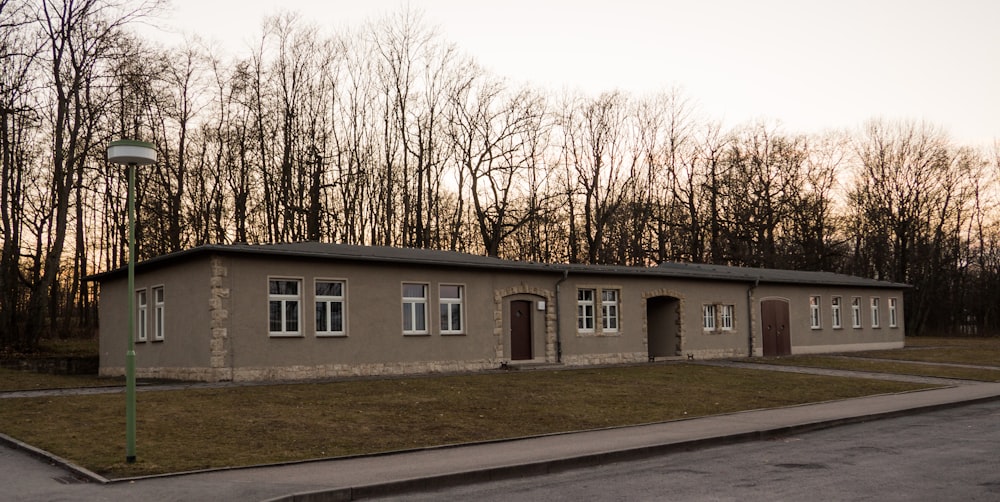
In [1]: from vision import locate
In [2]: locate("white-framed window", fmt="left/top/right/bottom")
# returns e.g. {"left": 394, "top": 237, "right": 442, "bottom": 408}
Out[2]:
{"left": 809, "top": 295, "right": 822, "bottom": 329}
{"left": 577, "top": 289, "right": 595, "bottom": 331}
{"left": 153, "top": 286, "right": 164, "bottom": 341}
{"left": 402, "top": 283, "right": 428, "bottom": 335}
{"left": 269, "top": 278, "right": 301, "bottom": 336}
{"left": 888, "top": 297, "right": 898, "bottom": 328}
{"left": 601, "top": 289, "right": 619, "bottom": 332}
{"left": 439, "top": 284, "right": 464, "bottom": 334}
{"left": 136, "top": 289, "right": 147, "bottom": 342}
{"left": 720, "top": 304, "right": 734, "bottom": 331}
{"left": 831, "top": 296, "right": 842, "bottom": 329}
{"left": 315, "top": 280, "right": 346, "bottom": 336}
{"left": 703, "top": 304, "right": 716, "bottom": 331}
{"left": 851, "top": 296, "right": 862, "bottom": 328}
{"left": 871, "top": 297, "right": 881, "bottom": 328}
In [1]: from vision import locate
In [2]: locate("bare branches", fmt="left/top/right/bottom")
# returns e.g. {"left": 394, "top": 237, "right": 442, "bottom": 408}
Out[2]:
{"left": 4, "top": 3, "right": 1000, "bottom": 349}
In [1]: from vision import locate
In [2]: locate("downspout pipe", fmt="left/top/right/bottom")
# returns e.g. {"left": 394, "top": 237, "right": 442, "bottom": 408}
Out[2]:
{"left": 554, "top": 268, "right": 569, "bottom": 363}
{"left": 747, "top": 277, "right": 759, "bottom": 357}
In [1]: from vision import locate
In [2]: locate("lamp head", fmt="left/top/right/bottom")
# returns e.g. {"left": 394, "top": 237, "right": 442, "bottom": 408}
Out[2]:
{"left": 108, "top": 140, "right": 156, "bottom": 165}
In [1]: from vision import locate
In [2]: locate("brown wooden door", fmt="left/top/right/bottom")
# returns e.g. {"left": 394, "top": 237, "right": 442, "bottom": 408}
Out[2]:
{"left": 761, "top": 299, "right": 791, "bottom": 356}
{"left": 510, "top": 300, "right": 532, "bottom": 360}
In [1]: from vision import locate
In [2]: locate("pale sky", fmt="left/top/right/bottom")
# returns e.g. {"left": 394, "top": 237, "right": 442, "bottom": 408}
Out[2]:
{"left": 145, "top": 0, "right": 999, "bottom": 147}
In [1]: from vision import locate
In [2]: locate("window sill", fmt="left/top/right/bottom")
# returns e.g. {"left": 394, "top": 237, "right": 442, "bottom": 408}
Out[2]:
{"left": 317, "top": 333, "right": 347, "bottom": 338}
{"left": 403, "top": 332, "right": 430, "bottom": 337}
{"left": 441, "top": 332, "right": 466, "bottom": 336}
{"left": 269, "top": 333, "right": 304, "bottom": 338}
{"left": 576, "top": 331, "right": 619, "bottom": 337}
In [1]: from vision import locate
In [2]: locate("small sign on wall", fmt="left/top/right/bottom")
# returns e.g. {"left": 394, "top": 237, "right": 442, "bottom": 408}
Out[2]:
{"left": 537, "top": 301, "right": 546, "bottom": 311}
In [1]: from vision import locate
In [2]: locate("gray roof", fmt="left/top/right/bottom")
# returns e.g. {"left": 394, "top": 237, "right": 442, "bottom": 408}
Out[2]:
{"left": 89, "top": 241, "right": 907, "bottom": 289}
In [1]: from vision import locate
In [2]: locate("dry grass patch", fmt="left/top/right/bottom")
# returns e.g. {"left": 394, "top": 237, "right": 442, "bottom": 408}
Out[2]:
{"left": 0, "top": 368, "right": 120, "bottom": 392}
{"left": 750, "top": 336, "right": 1000, "bottom": 381}
{"left": 757, "top": 355, "right": 1000, "bottom": 382}
{"left": 0, "top": 364, "right": 931, "bottom": 478}
{"left": 36, "top": 338, "right": 99, "bottom": 358}
{"left": 858, "top": 336, "right": 1000, "bottom": 367}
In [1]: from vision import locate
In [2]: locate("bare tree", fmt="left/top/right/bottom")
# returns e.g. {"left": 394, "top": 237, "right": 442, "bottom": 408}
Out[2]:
{"left": 560, "top": 91, "right": 635, "bottom": 264}
{"left": 784, "top": 132, "right": 849, "bottom": 270}
{"left": 329, "top": 29, "right": 378, "bottom": 245}
{"left": 23, "top": 0, "right": 158, "bottom": 345}
{"left": 646, "top": 89, "right": 701, "bottom": 264}
{"left": 0, "top": 0, "right": 42, "bottom": 348}
{"left": 719, "top": 122, "right": 806, "bottom": 268}
{"left": 447, "top": 68, "right": 547, "bottom": 257}
{"left": 848, "top": 119, "right": 963, "bottom": 334}
{"left": 370, "top": 8, "right": 429, "bottom": 246}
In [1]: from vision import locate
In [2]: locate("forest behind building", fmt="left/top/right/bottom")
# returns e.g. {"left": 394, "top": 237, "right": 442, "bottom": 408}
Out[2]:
{"left": 2, "top": 0, "right": 999, "bottom": 350}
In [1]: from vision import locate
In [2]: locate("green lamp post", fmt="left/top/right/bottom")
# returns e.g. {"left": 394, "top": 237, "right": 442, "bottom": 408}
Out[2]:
{"left": 107, "top": 139, "right": 156, "bottom": 464}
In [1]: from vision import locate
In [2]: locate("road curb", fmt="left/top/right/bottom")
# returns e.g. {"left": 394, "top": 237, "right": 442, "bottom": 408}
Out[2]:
{"left": 0, "top": 432, "right": 110, "bottom": 484}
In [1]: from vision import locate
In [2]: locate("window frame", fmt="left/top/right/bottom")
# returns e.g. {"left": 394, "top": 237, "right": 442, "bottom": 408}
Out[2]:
{"left": 888, "top": 297, "right": 898, "bottom": 328}
{"left": 136, "top": 289, "right": 148, "bottom": 343}
{"left": 402, "top": 282, "right": 429, "bottom": 335}
{"left": 152, "top": 285, "right": 165, "bottom": 341}
{"left": 851, "top": 296, "right": 862, "bottom": 329}
{"left": 439, "top": 283, "right": 465, "bottom": 335}
{"left": 809, "top": 295, "right": 822, "bottom": 329}
{"left": 703, "top": 304, "right": 717, "bottom": 331}
{"left": 315, "top": 279, "right": 347, "bottom": 337}
{"left": 268, "top": 277, "right": 303, "bottom": 337}
{"left": 601, "top": 289, "right": 619, "bottom": 332}
{"left": 831, "top": 296, "right": 842, "bottom": 329}
{"left": 577, "top": 288, "right": 596, "bottom": 332}
{"left": 720, "top": 304, "right": 734, "bottom": 331}
{"left": 871, "top": 297, "right": 881, "bottom": 328}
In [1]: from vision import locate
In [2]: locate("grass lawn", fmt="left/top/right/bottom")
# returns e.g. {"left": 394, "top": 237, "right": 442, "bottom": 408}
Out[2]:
{"left": 0, "top": 363, "right": 932, "bottom": 478}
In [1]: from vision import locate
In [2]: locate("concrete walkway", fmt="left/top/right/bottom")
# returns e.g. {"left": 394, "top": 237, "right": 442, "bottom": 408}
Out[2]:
{"left": 3, "top": 367, "right": 1000, "bottom": 502}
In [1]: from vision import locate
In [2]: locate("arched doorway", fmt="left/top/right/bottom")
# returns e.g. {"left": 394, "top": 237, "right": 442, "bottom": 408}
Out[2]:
{"left": 760, "top": 299, "right": 791, "bottom": 356}
{"left": 497, "top": 291, "right": 552, "bottom": 363}
{"left": 647, "top": 296, "right": 681, "bottom": 359}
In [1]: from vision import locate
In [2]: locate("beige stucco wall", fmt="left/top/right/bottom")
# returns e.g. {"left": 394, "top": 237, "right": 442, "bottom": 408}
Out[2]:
{"left": 550, "top": 275, "right": 754, "bottom": 361}
{"left": 98, "top": 256, "right": 213, "bottom": 377}
{"left": 663, "top": 279, "right": 749, "bottom": 358}
{"left": 223, "top": 255, "right": 505, "bottom": 369}
{"left": 753, "top": 284, "right": 906, "bottom": 355}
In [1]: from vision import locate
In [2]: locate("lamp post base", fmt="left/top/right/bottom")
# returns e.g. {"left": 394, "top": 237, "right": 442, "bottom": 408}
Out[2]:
{"left": 126, "top": 455, "right": 136, "bottom": 464}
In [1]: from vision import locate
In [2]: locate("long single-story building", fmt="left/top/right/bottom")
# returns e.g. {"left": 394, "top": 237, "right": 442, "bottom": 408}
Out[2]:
{"left": 90, "top": 242, "right": 907, "bottom": 382}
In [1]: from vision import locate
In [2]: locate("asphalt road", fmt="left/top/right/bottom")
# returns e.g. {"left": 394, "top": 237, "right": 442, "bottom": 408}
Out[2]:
{"left": 374, "top": 399, "right": 1000, "bottom": 502}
